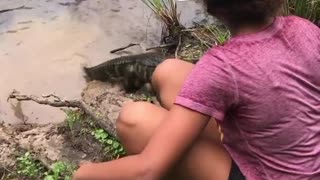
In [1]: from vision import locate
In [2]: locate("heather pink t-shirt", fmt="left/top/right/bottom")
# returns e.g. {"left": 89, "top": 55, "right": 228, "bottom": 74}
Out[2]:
{"left": 175, "top": 16, "right": 320, "bottom": 180}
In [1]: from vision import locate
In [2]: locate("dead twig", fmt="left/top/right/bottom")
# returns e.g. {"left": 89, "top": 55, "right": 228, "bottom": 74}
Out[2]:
{"left": 145, "top": 43, "right": 177, "bottom": 51}
{"left": 191, "top": 32, "right": 212, "bottom": 48}
{"left": 8, "top": 90, "right": 82, "bottom": 108}
{"left": 110, "top": 43, "right": 140, "bottom": 54}
{"left": 0, "top": 6, "right": 33, "bottom": 14}
{"left": 0, "top": 165, "right": 14, "bottom": 180}
{"left": 0, "top": 168, "right": 6, "bottom": 180}
{"left": 181, "top": 28, "right": 197, "bottom": 32}
{"left": 42, "top": 93, "right": 62, "bottom": 102}
{"left": 7, "top": 90, "right": 118, "bottom": 138}
{"left": 175, "top": 35, "right": 182, "bottom": 59}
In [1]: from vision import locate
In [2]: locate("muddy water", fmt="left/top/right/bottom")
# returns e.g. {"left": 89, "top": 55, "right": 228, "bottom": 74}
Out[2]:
{"left": 0, "top": 0, "right": 210, "bottom": 124}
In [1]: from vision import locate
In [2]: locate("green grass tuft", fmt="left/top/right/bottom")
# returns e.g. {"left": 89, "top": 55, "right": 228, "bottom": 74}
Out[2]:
{"left": 282, "top": 0, "right": 320, "bottom": 24}
{"left": 44, "top": 162, "right": 76, "bottom": 180}
{"left": 16, "top": 152, "right": 47, "bottom": 178}
{"left": 142, "top": 0, "right": 183, "bottom": 34}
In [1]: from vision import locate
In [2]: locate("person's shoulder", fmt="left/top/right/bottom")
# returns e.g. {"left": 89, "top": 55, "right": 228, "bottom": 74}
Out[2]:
{"left": 196, "top": 44, "right": 237, "bottom": 69}
{"left": 281, "top": 15, "right": 320, "bottom": 38}
{"left": 201, "top": 45, "right": 230, "bottom": 62}
{"left": 282, "top": 15, "right": 319, "bottom": 29}
{"left": 283, "top": 15, "right": 312, "bottom": 23}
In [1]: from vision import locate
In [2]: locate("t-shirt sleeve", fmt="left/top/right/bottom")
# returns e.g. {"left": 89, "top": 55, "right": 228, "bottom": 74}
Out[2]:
{"left": 174, "top": 50, "right": 238, "bottom": 121}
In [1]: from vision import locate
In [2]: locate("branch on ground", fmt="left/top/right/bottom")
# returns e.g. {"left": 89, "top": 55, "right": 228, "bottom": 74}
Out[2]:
{"left": 7, "top": 90, "right": 118, "bottom": 138}
{"left": 8, "top": 90, "right": 82, "bottom": 108}
{"left": 110, "top": 43, "right": 141, "bottom": 54}
{"left": 0, "top": 6, "right": 33, "bottom": 14}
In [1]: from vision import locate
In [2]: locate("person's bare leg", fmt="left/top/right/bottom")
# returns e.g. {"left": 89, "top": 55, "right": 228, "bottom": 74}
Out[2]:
{"left": 151, "top": 59, "right": 194, "bottom": 110}
{"left": 116, "top": 59, "right": 232, "bottom": 179}
{"left": 152, "top": 59, "right": 222, "bottom": 141}
{"left": 117, "top": 102, "right": 231, "bottom": 180}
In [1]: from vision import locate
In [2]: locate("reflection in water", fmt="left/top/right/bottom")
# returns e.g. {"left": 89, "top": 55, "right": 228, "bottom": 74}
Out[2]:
{"left": 0, "top": 0, "right": 209, "bottom": 124}
{"left": 10, "top": 101, "right": 28, "bottom": 124}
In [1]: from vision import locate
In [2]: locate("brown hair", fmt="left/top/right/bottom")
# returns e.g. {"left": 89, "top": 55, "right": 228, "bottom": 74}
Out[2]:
{"left": 204, "top": 0, "right": 284, "bottom": 28}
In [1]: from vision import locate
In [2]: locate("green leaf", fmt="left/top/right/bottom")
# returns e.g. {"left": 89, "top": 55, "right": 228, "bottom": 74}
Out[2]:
{"left": 107, "top": 139, "right": 113, "bottom": 145}
{"left": 112, "top": 142, "right": 120, "bottom": 149}
{"left": 44, "top": 175, "right": 55, "bottom": 180}
{"left": 65, "top": 176, "right": 72, "bottom": 180}
{"left": 119, "top": 147, "right": 124, "bottom": 152}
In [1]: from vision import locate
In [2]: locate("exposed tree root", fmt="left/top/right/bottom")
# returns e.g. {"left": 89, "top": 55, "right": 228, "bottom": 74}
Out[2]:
{"left": 8, "top": 90, "right": 82, "bottom": 108}
{"left": 7, "top": 90, "right": 118, "bottom": 138}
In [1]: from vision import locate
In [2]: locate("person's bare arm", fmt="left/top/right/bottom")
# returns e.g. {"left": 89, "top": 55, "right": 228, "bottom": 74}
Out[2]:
{"left": 73, "top": 105, "right": 210, "bottom": 180}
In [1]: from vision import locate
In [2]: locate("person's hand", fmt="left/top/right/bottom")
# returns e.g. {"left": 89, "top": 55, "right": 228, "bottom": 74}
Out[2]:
{"left": 72, "top": 162, "right": 96, "bottom": 180}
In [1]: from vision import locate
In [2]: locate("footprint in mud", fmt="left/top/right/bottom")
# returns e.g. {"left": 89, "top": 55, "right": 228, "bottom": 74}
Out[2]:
{"left": 111, "top": 9, "right": 120, "bottom": 13}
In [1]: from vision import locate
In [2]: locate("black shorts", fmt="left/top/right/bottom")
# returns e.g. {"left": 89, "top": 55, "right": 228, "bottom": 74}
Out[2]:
{"left": 228, "top": 161, "right": 246, "bottom": 180}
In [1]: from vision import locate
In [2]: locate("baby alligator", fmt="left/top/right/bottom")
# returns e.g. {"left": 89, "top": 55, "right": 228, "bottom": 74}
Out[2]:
{"left": 84, "top": 52, "right": 168, "bottom": 92}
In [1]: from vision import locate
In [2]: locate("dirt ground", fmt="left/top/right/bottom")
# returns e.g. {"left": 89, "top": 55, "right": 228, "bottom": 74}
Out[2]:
{"left": 0, "top": 80, "right": 158, "bottom": 179}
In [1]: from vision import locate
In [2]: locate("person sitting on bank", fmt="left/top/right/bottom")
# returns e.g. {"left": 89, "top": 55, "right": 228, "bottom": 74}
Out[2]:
{"left": 73, "top": 0, "right": 320, "bottom": 179}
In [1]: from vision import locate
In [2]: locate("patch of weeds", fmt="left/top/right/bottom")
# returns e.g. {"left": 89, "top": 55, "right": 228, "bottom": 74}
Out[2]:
{"left": 16, "top": 152, "right": 77, "bottom": 180}
{"left": 204, "top": 24, "right": 231, "bottom": 45}
{"left": 64, "top": 109, "right": 84, "bottom": 132}
{"left": 63, "top": 109, "right": 127, "bottom": 160}
{"left": 141, "top": 0, "right": 182, "bottom": 34}
{"left": 16, "top": 152, "right": 47, "bottom": 178}
{"left": 44, "top": 162, "right": 77, "bottom": 180}
{"left": 92, "top": 129, "right": 126, "bottom": 159}
{"left": 282, "top": 0, "right": 320, "bottom": 24}
{"left": 140, "top": 93, "right": 154, "bottom": 103}
{"left": 179, "top": 24, "right": 230, "bottom": 61}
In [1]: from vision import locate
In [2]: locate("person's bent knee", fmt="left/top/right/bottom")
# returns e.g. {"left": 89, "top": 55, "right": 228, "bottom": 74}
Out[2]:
{"left": 117, "top": 102, "right": 137, "bottom": 133}
{"left": 116, "top": 102, "right": 148, "bottom": 138}
{"left": 152, "top": 58, "right": 181, "bottom": 90}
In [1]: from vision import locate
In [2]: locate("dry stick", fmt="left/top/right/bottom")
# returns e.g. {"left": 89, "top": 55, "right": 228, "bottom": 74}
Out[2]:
{"left": 181, "top": 28, "right": 197, "bottom": 32}
{"left": 0, "top": 6, "right": 32, "bottom": 14}
{"left": 8, "top": 90, "right": 82, "bottom": 108}
{"left": 0, "top": 164, "right": 14, "bottom": 180}
{"left": 191, "top": 32, "right": 212, "bottom": 48}
{"left": 145, "top": 43, "right": 177, "bottom": 51}
{"left": 42, "top": 93, "right": 63, "bottom": 102}
{"left": 1, "top": 169, "right": 6, "bottom": 180}
{"left": 110, "top": 43, "right": 140, "bottom": 54}
{"left": 175, "top": 35, "right": 182, "bottom": 59}
{"left": 8, "top": 90, "right": 118, "bottom": 138}
{"left": 110, "top": 42, "right": 177, "bottom": 53}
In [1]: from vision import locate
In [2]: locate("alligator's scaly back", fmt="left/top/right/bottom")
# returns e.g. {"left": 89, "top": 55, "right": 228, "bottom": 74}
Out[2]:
{"left": 84, "top": 51, "right": 167, "bottom": 92}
